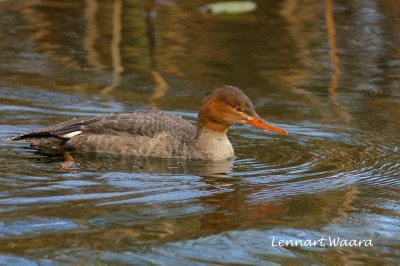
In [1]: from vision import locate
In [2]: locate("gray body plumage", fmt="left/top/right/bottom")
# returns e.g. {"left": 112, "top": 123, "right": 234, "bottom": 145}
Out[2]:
{"left": 12, "top": 111, "right": 234, "bottom": 161}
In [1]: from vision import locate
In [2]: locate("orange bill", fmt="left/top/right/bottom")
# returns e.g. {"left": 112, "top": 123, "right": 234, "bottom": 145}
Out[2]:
{"left": 246, "top": 115, "right": 288, "bottom": 135}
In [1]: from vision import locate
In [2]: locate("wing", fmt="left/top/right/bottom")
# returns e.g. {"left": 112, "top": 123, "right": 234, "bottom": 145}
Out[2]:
{"left": 13, "top": 111, "right": 196, "bottom": 142}
{"left": 81, "top": 111, "right": 196, "bottom": 141}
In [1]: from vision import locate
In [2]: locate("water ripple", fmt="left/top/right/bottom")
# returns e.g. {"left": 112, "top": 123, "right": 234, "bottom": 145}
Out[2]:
{"left": 233, "top": 123, "right": 399, "bottom": 200}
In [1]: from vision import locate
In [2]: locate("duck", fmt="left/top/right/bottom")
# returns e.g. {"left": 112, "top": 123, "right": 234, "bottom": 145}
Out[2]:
{"left": 11, "top": 85, "right": 287, "bottom": 161}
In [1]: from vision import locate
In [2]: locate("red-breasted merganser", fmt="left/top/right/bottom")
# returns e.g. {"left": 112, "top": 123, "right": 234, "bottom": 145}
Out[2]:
{"left": 12, "top": 86, "right": 287, "bottom": 161}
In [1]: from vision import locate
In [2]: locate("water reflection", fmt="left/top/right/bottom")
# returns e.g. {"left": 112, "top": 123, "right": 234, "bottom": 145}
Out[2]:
{"left": 83, "top": 0, "right": 105, "bottom": 72}
{"left": 101, "top": 0, "right": 123, "bottom": 95}
{"left": 325, "top": 0, "right": 350, "bottom": 122}
{"left": 145, "top": 0, "right": 169, "bottom": 109}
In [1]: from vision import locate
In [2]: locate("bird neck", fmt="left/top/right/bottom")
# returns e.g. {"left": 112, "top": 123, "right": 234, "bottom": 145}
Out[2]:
{"left": 196, "top": 105, "right": 230, "bottom": 136}
{"left": 189, "top": 106, "right": 234, "bottom": 160}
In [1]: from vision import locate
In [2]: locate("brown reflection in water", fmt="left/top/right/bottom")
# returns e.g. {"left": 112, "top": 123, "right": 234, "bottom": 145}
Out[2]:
{"left": 325, "top": 0, "right": 340, "bottom": 100}
{"left": 0, "top": 175, "right": 360, "bottom": 253}
{"left": 101, "top": 0, "right": 124, "bottom": 96}
{"left": 279, "top": 0, "right": 312, "bottom": 87}
{"left": 84, "top": 0, "right": 105, "bottom": 72}
{"left": 325, "top": 0, "right": 350, "bottom": 122}
{"left": 277, "top": 0, "right": 330, "bottom": 113}
{"left": 275, "top": 0, "right": 350, "bottom": 122}
{"left": 145, "top": 0, "right": 169, "bottom": 110}
{"left": 0, "top": 150, "right": 362, "bottom": 249}
{"left": 20, "top": 1, "right": 80, "bottom": 70}
{"left": 198, "top": 178, "right": 289, "bottom": 233}
{"left": 332, "top": 186, "right": 359, "bottom": 224}
{"left": 156, "top": 4, "right": 189, "bottom": 78}
{"left": 197, "top": 179, "right": 361, "bottom": 235}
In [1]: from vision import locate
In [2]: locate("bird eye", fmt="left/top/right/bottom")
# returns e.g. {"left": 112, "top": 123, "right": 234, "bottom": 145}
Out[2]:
{"left": 235, "top": 106, "right": 243, "bottom": 112}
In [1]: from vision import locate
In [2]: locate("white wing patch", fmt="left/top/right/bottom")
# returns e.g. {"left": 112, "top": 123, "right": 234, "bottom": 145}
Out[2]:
{"left": 61, "top": 131, "right": 82, "bottom": 139}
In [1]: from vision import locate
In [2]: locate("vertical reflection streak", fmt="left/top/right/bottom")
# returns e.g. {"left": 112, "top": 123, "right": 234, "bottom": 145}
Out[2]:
{"left": 325, "top": 0, "right": 349, "bottom": 121}
{"left": 145, "top": 0, "right": 169, "bottom": 110}
{"left": 325, "top": 0, "right": 340, "bottom": 99}
{"left": 84, "top": 0, "right": 105, "bottom": 71}
{"left": 102, "top": 0, "right": 124, "bottom": 95}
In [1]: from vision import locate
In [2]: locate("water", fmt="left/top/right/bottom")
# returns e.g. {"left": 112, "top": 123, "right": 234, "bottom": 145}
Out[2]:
{"left": 0, "top": 0, "right": 399, "bottom": 264}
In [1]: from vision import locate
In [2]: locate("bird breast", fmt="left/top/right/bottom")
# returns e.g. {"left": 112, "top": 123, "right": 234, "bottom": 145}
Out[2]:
{"left": 190, "top": 128, "right": 234, "bottom": 161}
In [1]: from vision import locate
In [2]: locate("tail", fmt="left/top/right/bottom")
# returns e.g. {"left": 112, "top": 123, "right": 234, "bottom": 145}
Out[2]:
{"left": 6, "top": 131, "right": 70, "bottom": 148}
{"left": 9, "top": 117, "right": 97, "bottom": 142}
{"left": 3, "top": 117, "right": 98, "bottom": 148}
{"left": 0, "top": 132, "right": 60, "bottom": 144}
{"left": 11, "top": 131, "right": 56, "bottom": 141}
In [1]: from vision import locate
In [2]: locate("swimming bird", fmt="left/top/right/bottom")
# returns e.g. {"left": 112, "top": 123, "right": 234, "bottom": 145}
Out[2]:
{"left": 11, "top": 86, "right": 287, "bottom": 161}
